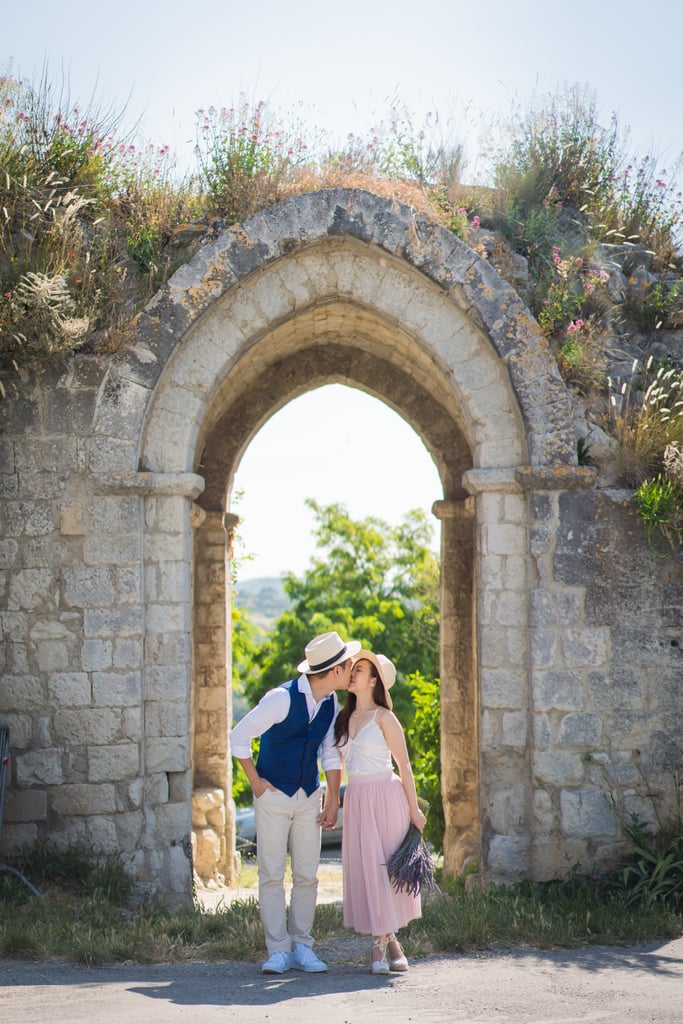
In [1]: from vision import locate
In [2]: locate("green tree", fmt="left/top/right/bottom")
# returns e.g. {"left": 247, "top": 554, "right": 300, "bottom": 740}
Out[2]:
{"left": 236, "top": 499, "right": 445, "bottom": 845}
{"left": 245, "top": 500, "right": 440, "bottom": 729}
{"left": 406, "top": 672, "right": 444, "bottom": 849}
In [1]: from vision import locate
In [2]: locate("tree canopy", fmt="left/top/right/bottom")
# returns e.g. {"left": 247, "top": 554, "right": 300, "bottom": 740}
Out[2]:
{"left": 242, "top": 500, "right": 440, "bottom": 724}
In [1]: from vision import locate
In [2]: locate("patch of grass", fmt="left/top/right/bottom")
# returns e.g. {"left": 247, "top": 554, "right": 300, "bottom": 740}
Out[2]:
{"left": 1, "top": 844, "right": 681, "bottom": 964}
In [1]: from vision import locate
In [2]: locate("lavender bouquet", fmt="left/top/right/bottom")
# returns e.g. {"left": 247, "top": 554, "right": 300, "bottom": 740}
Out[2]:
{"left": 385, "top": 803, "right": 440, "bottom": 898}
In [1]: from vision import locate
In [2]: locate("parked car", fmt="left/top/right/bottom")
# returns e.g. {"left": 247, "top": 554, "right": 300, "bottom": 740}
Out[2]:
{"left": 235, "top": 782, "right": 346, "bottom": 853}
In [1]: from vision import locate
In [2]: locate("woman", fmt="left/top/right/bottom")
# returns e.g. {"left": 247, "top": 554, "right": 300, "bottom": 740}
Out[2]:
{"left": 335, "top": 650, "right": 426, "bottom": 974}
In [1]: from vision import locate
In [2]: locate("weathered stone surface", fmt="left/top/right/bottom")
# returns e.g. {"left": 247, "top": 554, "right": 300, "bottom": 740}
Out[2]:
{"left": 0, "top": 188, "right": 680, "bottom": 898}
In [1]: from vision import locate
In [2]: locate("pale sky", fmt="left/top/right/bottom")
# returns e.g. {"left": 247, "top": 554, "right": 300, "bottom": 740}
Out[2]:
{"left": 5, "top": 1, "right": 682, "bottom": 578}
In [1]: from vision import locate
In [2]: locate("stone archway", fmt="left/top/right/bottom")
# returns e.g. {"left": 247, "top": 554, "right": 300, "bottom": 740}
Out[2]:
{"left": 113, "top": 188, "right": 579, "bottom": 897}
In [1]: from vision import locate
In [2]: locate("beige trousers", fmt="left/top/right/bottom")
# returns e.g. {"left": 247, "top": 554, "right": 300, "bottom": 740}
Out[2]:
{"left": 253, "top": 786, "right": 322, "bottom": 954}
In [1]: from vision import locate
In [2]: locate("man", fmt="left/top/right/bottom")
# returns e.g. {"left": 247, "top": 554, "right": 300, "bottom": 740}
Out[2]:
{"left": 231, "top": 630, "right": 360, "bottom": 974}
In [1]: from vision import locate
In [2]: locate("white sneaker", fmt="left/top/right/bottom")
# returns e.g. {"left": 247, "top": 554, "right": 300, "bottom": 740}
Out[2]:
{"left": 261, "top": 950, "right": 291, "bottom": 974}
{"left": 290, "top": 942, "right": 328, "bottom": 972}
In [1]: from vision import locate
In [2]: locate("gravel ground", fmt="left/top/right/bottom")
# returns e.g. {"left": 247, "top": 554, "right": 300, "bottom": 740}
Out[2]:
{"left": 1, "top": 938, "right": 682, "bottom": 1024}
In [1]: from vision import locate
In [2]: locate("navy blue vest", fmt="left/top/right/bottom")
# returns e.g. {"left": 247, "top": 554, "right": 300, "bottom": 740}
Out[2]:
{"left": 255, "top": 679, "right": 335, "bottom": 797}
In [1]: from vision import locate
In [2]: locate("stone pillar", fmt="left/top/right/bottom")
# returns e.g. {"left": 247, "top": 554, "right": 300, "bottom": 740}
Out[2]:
{"left": 433, "top": 496, "right": 478, "bottom": 878}
{"left": 463, "top": 468, "right": 532, "bottom": 882}
{"left": 191, "top": 509, "right": 238, "bottom": 885}
{"left": 461, "top": 464, "right": 598, "bottom": 884}
{"left": 95, "top": 470, "right": 204, "bottom": 906}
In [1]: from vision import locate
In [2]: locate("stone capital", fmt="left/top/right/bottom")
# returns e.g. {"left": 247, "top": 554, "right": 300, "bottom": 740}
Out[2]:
{"left": 463, "top": 465, "right": 597, "bottom": 495}
{"left": 95, "top": 472, "right": 205, "bottom": 499}
{"left": 432, "top": 497, "right": 475, "bottom": 520}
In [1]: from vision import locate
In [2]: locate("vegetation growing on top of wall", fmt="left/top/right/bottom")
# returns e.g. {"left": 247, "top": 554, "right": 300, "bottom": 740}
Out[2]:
{"left": 1, "top": 71, "right": 682, "bottom": 545}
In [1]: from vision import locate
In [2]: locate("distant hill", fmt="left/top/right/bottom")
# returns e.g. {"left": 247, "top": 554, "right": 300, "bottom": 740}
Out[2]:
{"left": 233, "top": 576, "right": 291, "bottom": 633}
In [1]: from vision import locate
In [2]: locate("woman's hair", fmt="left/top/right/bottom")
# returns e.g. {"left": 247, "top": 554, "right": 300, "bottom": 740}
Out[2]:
{"left": 334, "top": 658, "right": 390, "bottom": 747}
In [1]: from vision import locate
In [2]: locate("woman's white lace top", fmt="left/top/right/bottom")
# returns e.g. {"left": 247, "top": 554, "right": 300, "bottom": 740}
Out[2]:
{"left": 341, "top": 711, "right": 393, "bottom": 775}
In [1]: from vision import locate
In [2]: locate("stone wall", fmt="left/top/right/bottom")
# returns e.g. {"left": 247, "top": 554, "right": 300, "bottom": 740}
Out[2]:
{"left": 0, "top": 188, "right": 681, "bottom": 902}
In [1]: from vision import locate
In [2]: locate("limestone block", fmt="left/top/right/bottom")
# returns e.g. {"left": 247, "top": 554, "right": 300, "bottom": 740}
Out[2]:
{"left": 534, "top": 750, "right": 584, "bottom": 787}
{"left": 92, "top": 671, "right": 142, "bottom": 707}
{"left": 530, "top": 629, "right": 560, "bottom": 671}
{"left": 144, "top": 665, "right": 190, "bottom": 701}
{"left": 36, "top": 639, "right": 70, "bottom": 672}
{"left": 5, "top": 503, "right": 54, "bottom": 538}
{"left": 64, "top": 565, "right": 115, "bottom": 608}
{"left": 113, "top": 638, "right": 142, "bottom": 670}
{"left": 194, "top": 828, "right": 222, "bottom": 882}
{"left": 559, "top": 713, "right": 603, "bottom": 746}
{"left": 87, "top": 437, "right": 138, "bottom": 475}
{"left": 88, "top": 495, "right": 138, "bottom": 533}
{"left": 586, "top": 669, "right": 644, "bottom": 710}
{"left": 0, "top": 822, "right": 38, "bottom": 854}
{"left": 145, "top": 602, "right": 190, "bottom": 634}
{"left": 502, "top": 711, "right": 527, "bottom": 748}
{"left": 0, "top": 714, "right": 31, "bottom": 748}
{"left": 154, "top": 801, "right": 191, "bottom": 841}
{"left": 561, "top": 628, "right": 610, "bottom": 668}
{"left": 532, "top": 839, "right": 589, "bottom": 880}
{"left": 0, "top": 474, "right": 18, "bottom": 499}
{"left": 16, "top": 748, "right": 63, "bottom": 785}
{"left": 192, "top": 787, "right": 224, "bottom": 827}
{"left": 81, "top": 639, "right": 113, "bottom": 672}
{"left": 532, "top": 670, "right": 582, "bottom": 711}
{"left": 605, "top": 760, "right": 639, "bottom": 786}
{"left": 560, "top": 789, "right": 617, "bottom": 837}
{"left": 0, "top": 539, "right": 19, "bottom": 568}
{"left": 83, "top": 534, "right": 140, "bottom": 565}
{"left": 480, "top": 667, "right": 526, "bottom": 709}
{"left": 493, "top": 590, "right": 528, "bottom": 627}
{"left": 114, "top": 810, "right": 145, "bottom": 852}
{"left": 145, "top": 772, "right": 170, "bottom": 805}
{"left": 146, "top": 736, "right": 190, "bottom": 773}
{"left": 166, "top": 841, "right": 193, "bottom": 896}
{"left": 533, "top": 713, "right": 552, "bottom": 750}
{"left": 53, "top": 708, "right": 120, "bottom": 745}
{"left": 484, "top": 524, "right": 527, "bottom": 558}
{"left": 88, "top": 742, "right": 140, "bottom": 783}
{"left": 51, "top": 783, "right": 117, "bottom": 816}
{"left": 480, "top": 710, "right": 499, "bottom": 747}
{"left": 479, "top": 625, "right": 527, "bottom": 668}
{"left": 122, "top": 706, "right": 142, "bottom": 741}
{"left": 9, "top": 568, "right": 56, "bottom": 610}
{"left": 502, "top": 493, "right": 527, "bottom": 524}
{"left": 60, "top": 502, "right": 85, "bottom": 536}
{"left": 113, "top": 567, "right": 142, "bottom": 603}
{"left": 84, "top": 606, "right": 143, "bottom": 638}
{"left": 487, "top": 834, "right": 530, "bottom": 879}
{"left": 533, "top": 789, "right": 555, "bottom": 831}
{"left": 85, "top": 815, "right": 119, "bottom": 854}
{"left": 530, "top": 525, "right": 553, "bottom": 556}
{"left": 145, "top": 700, "right": 189, "bottom": 737}
{"left": 0, "top": 675, "right": 47, "bottom": 712}
{"left": 3, "top": 788, "right": 47, "bottom": 821}
{"left": 487, "top": 785, "right": 528, "bottom": 832}
{"left": 168, "top": 771, "right": 192, "bottom": 802}
{"left": 476, "top": 438, "right": 524, "bottom": 467}
{"left": 198, "top": 685, "right": 229, "bottom": 711}
{"left": 128, "top": 777, "right": 144, "bottom": 809}
{"left": 47, "top": 672, "right": 91, "bottom": 706}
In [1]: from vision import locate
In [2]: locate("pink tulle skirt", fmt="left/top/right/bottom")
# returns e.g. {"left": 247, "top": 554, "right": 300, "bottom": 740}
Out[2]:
{"left": 342, "top": 771, "right": 421, "bottom": 936}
